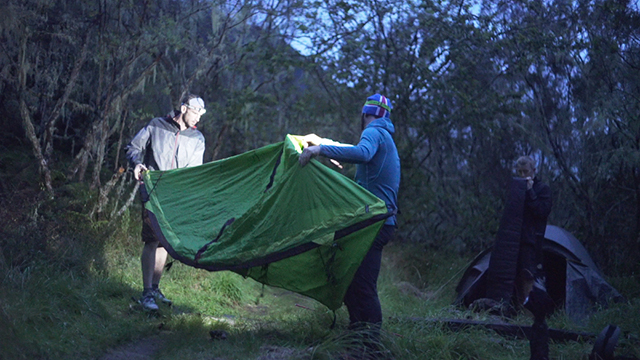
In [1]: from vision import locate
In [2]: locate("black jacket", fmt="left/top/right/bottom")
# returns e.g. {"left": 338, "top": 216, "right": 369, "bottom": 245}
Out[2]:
{"left": 521, "top": 177, "right": 552, "bottom": 246}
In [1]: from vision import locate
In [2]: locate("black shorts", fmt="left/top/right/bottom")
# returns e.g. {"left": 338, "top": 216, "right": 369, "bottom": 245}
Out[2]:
{"left": 140, "top": 185, "right": 162, "bottom": 247}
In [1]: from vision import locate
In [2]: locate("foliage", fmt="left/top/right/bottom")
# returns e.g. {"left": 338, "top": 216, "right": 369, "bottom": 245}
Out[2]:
{"left": 290, "top": 0, "right": 640, "bottom": 275}
{"left": 3, "top": 0, "right": 638, "bottom": 273}
{"left": 1, "top": 0, "right": 640, "bottom": 353}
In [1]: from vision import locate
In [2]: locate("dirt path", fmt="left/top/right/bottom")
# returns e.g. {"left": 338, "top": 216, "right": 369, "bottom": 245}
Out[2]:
{"left": 99, "top": 291, "right": 314, "bottom": 360}
{"left": 100, "top": 335, "right": 302, "bottom": 360}
{"left": 99, "top": 335, "right": 165, "bottom": 360}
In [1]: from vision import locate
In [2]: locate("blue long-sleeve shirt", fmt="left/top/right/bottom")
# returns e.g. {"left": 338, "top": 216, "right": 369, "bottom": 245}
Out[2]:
{"left": 319, "top": 117, "right": 400, "bottom": 225}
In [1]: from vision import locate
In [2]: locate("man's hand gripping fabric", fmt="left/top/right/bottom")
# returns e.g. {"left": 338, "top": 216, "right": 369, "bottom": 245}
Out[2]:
{"left": 134, "top": 163, "right": 148, "bottom": 181}
{"left": 299, "top": 146, "right": 321, "bottom": 167}
{"left": 299, "top": 134, "right": 343, "bottom": 168}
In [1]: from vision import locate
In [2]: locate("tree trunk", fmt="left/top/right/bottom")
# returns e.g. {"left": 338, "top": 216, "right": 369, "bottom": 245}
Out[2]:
{"left": 114, "top": 110, "right": 128, "bottom": 171}
{"left": 89, "top": 167, "right": 125, "bottom": 220}
{"left": 87, "top": 55, "right": 163, "bottom": 188}
{"left": 89, "top": 115, "right": 112, "bottom": 189}
{"left": 110, "top": 181, "right": 140, "bottom": 224}
{"left": 17, "top": 32, "right": 53, "bottom": 198}
{"left": 211, "top": 124, "right": 228, "bottom": 161}
{"left": 43, "top": 31, "right": 90, "bottom": 161}
{"left": 19, "top": 99, "right": 54, "bottom": 197}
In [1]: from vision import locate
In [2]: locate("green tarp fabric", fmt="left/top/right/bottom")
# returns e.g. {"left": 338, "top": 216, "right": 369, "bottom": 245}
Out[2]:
{"left": 142, "top": 134, "right": 390, "bottom": 310}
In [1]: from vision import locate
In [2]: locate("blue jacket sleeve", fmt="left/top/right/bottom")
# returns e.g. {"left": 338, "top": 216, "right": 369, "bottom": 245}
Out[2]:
{"left": 318, "top": 128, "right": 380, "bottom": 164}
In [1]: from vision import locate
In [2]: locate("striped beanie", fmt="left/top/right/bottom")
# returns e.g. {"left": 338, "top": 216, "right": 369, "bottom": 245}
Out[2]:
{"left": 362, "top": 94, "right": 392, "bottom": 118}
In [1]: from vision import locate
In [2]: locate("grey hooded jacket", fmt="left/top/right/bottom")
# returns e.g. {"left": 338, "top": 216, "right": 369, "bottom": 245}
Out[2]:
{"left": 126, "top": 112, "right": 205, "bottom": 171}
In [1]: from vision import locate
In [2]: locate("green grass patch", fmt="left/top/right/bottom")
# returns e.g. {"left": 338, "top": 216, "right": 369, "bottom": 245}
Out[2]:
{"left": 1, "top": 197, "right": 639, "bottom": 359}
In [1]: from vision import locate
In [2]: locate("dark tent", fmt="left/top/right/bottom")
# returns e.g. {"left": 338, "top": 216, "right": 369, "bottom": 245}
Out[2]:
{"left": 454, "top": 225, "right": 624, "bottom": 321}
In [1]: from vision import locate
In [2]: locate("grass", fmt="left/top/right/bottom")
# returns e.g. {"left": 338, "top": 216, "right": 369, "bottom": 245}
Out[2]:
{"left": 1, "top": 181, "right": 639, "bottom": 359}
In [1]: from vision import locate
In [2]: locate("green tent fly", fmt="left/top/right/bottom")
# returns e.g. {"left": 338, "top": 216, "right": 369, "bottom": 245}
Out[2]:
{"left": 142, "top": 134, "right": 391, "bottom": 310}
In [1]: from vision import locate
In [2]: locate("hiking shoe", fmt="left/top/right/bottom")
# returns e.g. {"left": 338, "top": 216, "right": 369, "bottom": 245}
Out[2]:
{"left": 140, "top": 293, "right": 159, "bottom": 311}
{"left": 153, "top": 288, "right": 172, "bottom": 305}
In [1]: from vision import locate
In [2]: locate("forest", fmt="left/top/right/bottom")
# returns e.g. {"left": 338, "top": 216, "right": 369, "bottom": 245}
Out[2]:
{"left": 0, "top": 0, "right": 639, "bottom": 358}
{"left": 2, "top": 0, "right": 638, "bottom": 273}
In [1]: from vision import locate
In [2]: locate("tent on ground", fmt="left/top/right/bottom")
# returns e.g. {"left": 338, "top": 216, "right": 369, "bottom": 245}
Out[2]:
{"left": 141, "top": 134, "right": 391, "bottom": 311}
{"left": 454, "top": 225, "right": 624, "bottom": 320}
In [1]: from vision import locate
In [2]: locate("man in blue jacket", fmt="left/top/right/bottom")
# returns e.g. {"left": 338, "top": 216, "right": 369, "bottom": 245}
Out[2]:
{"left": 126, "top": 94, "right": 206, "bottom": 311}
{"left": 299, "top": 94, "right": 400, "bottom": 337}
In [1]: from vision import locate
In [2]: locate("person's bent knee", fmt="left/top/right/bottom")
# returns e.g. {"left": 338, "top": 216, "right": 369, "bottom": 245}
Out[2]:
{"left": 143, "top": 240, "right": 159, "bottom": 248}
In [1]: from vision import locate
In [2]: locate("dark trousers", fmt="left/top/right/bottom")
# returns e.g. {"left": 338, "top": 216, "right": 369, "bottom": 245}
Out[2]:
{"left": 343, "top": 225, "right": 395, "bottom": 326}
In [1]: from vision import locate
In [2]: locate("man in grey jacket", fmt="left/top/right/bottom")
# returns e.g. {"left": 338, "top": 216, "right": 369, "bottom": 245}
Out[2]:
{"left": 126, "top": 94, "right": 206, "bottom": 310}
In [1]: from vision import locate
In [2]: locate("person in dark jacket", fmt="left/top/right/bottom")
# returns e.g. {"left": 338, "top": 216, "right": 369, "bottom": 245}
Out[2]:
{"left": 299, "top": 94, "right": 400, "bottom": 347}
{"left": 514, "top": 156, "right": 552, "bottom": 301}
{"left": 514, "top": 155, "right": 554, "bottom": 360}
{"left": 126, "top": 94, "right": 206, "bottom": 311}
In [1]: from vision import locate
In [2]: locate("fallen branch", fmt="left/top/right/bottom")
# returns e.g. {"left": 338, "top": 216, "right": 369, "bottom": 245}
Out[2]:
{"left": 409, "top": 317, "right": 595, "bottom": 343}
